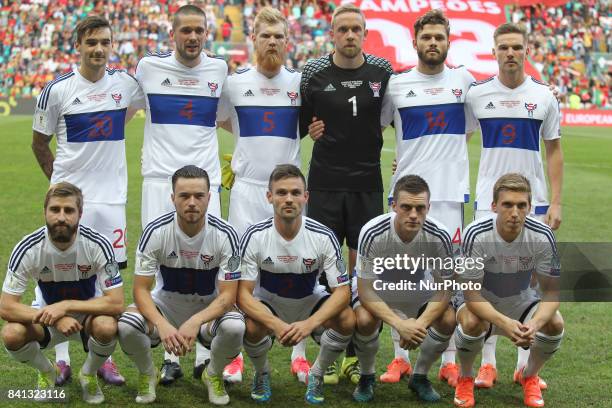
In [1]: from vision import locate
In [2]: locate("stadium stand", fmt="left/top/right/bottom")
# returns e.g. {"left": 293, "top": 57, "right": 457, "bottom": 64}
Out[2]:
{"left": 0, "top": 0, "right": 609, "bottom": 108}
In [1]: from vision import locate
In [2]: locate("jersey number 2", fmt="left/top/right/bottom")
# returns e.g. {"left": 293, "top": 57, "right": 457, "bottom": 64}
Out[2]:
{"left": 113, "top": 228, "right": 126, "bottom": 249}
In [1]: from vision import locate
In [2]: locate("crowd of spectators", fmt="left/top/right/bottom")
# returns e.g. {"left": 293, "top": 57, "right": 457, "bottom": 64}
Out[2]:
{"left": 0, "top": 0, "right": 610, "bottom": 109}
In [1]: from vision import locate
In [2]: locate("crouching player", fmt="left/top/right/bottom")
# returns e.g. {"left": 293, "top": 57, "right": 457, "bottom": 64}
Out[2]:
{"left": 352, "top": 175, "right": 456, "bottom": 402}
{"left": 117, "top": 166, "right": 244, "bottom": 405}
{"left": 237, "top": 164, "right": 355, "bottom": 404}
{"left": 454, "top": 173, "right": 564, "bottom": 408}
{"left": 0, "top": 182, "right": 124, "bottom": 404}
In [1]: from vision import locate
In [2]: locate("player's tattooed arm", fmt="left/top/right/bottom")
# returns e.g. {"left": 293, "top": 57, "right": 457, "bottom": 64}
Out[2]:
{"left": 31, "top": 131, "right": 54, "bottom": 180}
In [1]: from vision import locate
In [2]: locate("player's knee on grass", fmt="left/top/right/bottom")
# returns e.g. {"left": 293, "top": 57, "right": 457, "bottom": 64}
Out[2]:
{"left": 325, "top": 306, "right": 355, "bottom": 336}
{"left": 1, "top": 322, "right": 30, "bottom": 350}
{"left": 539, "top": 311, "right": 564, "bottom": 336}
{"left": 355, "top": 306, "right": 380, "bottom": 336}
{"left": 457, "top": 307, "right": 487, "bottom": 336}
{"left": 89, "top": 315, "right": 118, "bottom": 344}
{"left": 432, "top": 305, "right": 457, "bottom": 336}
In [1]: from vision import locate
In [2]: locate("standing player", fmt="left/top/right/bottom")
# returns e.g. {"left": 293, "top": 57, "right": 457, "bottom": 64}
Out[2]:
{"left": 352, "top": 175, "right": 456, "bottom": 403}
{"left": 379, "top": 9, "right": 477, "bottom": 386}
{"left": 453, "top": 173, "right": 564, "bottom": 408}
{"left": 299, "top": 3, "right": 393, "bottom": 384}
{"left": 134, "top": 4, "right": 228, "bottom": 382}
{"left": 117, "top": 166, "right": 245, "bottom": 405}
{"left": 216, "top": 7, "right": 309, "bottom": 382}
{"left": 237, "top": 164, "right": 355, "bottom": 404}
{"left": 465, "top": 22, "right": 563, "bottom": 388}
{"left": 31, "top": 15, "right": 142, "bottom": 386}
{"left": 0, "top": 183, "right": 124, "bottom": 404}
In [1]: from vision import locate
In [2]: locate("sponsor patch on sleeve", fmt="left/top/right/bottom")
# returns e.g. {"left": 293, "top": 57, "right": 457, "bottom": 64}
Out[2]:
{"left": 105, "top": 275, "right": 123, "bottom": 288}
{"left": 336, "top": 274, "right": 349, "bottom": 284}
{"left": 225, "top": 271, "right": 241, "bottom": 280}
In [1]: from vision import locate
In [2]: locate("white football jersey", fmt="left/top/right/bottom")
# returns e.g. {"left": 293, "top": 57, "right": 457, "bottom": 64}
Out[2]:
{"left": 3, "top": 225, "right": 122, "bottom": 307}
{"left": 461, "top": 215, "right": 560, "bottom": 306}
{"left": 381, "top": 66, "right": 476, "bottom": 203}
{"left": 357, "top": 212, "right": 453, "bottom": 280}
{"left": 240, "top": 217, "right": 349, "bottom": 300}
{"left": 135, "top": 212, "right": 241, "bottom": 306}
{"left": 135, "top": 51, "right": 228, "bottom": 186}
{"left": 217, "top": 67, "right": 301, "bottom": 185}
{"left": 32, "top": 68, "right": 144, "bottom": 204}
{"left": 465, "top": 76, "right": 561, "bottom": 212}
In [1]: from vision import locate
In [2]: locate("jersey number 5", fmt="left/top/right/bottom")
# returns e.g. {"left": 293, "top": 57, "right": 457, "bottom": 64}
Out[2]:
{"left": 263, "top": 111, "right": 275, "bottom": 132}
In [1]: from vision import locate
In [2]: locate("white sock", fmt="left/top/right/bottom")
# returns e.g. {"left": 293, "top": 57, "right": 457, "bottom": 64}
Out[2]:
{"left": 391, "top": 327, "right": 410, "bottom": 362}
{"left": 82, "top": 337, "right": 116, "bottom": 375}
{"left": 164, "top": 350, "right": 180, "bottom": 364}
{"left": 310, "top": 329, "right": 351, "bottom": 377}
{"left": 523, "top": 331, "right": 563, "bottom": 378}
{"left": 6, "top": 341, "right": 54, "bottom": 373}
{"left": 481, "top": 335, "right": 497, "bottom": 366}
{"left": 117, "top": 312, "right": 155, "bottom": 375}
{"left": 440, "top": 335, "right": 456, "bottom": 366}
{"left": 243, "top": 336, "right": 272, "bottom": 374}
{"left": 454, "top": 325, "right": 485, "bottom": 378}
{"left": 195, "top": 341, "right": 211, "bottom": 366}
{"left": 207, "top": 314, "right": 245, "bottom": 376}
{"left": 291, "top": 338, "right": 307, "bottom": 361}
{"left": 413, "top": 327, "right": 450, "bottom": 375}
{"left": 55, "top": 341, "right": 70, "bottom": 364}
{"left": 516, "top": 346, "right": 530, "bottom": 371}
{"left": 353, "top": 330, "right": 380, "bottom": 375}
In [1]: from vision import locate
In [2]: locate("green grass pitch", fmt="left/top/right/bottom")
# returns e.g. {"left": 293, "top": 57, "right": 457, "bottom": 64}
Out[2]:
{"left": 0, "top": 115, "right": 611, "bottom": 407}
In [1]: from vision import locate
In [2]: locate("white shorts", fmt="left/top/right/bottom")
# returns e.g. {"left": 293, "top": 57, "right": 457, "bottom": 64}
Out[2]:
{"left": 228, "top": 179, "right": 272, "bottom": 237}
{"left": 255, "top": 285, "right": 329, "bottom": 325}
{"left": 141, "top": 178, "right": 221, "bottom": 228}
{"left": 475, "top": 210, "right": 546, "bottom": 223}
{"left": 457, "top": 299, "right": 540, "bottom": 338}
{"left": 350, "top": 276, "right": 430, "bottom": 318}
{"left": 36, "top": 312, "right": 91, "bottom": 351}
{"left": 81, "top": 202, "right": 127, "bottom": 266}
{"left": 429, "top": 201, "right": 464, "bottom": 245}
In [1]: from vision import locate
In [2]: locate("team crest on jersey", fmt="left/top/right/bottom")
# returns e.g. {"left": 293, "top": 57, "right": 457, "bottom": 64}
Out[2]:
{"left": 451, "top": 89, "right": 463, "bottom": 102}
{"left": 302, "top": 258, "right": 316, "bottom": 272}
{"left": 208, "top": 82, "right": 218, "bottom": 97}
{"left": 525, "top": 103, "right": 537, "bottom": 118}
{"left": 200, "top": 254, "right": 214, "bottom": 266}
{"left": 369, "top": 81, "right": 381, "bottom": 97}
{"left": 111, "top": 93, "right": 122, "bottom": 107}
{"left": 78, "top": 264, "right": 92, "bottom": 278}
{"left": 287, "top": 91, "right": 299, "bottom": 106}
{"left": 519, "top": 256, "right": 533, "bottom": 270}
{"left": 228, "top": 255, "right": 241, "bottom": 272}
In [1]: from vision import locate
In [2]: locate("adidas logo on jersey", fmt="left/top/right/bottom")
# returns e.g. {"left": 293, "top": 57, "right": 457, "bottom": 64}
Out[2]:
{"left": 41, "top": 266, "right": 51, "bottom": 274}
{"left": 405, "top": 90, "right": 416, "bottom": 97}
{"left": 161, "top": 78, "right": 172, "bottom": 87}
{"left": 72, "top": 97, "right": 82, "bottom": 105}
{"left": 262, "top": 256, "right": 274, "bottom": 265}
{"left": 485, "top": 101, "right": 496, "bottom": 109}
{"left": 324, "top": 84, "right": 336, "bottom": 92}
{"left": 243, "top": 89, "right": 254, "bottom": 97}
{"left": 167, "top": 250, "right": 178, "bottom": 259}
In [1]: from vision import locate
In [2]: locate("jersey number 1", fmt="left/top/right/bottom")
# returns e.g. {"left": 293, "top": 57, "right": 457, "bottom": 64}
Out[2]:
{"left": 348, "top": 96, "right": 357, "bottom": 117}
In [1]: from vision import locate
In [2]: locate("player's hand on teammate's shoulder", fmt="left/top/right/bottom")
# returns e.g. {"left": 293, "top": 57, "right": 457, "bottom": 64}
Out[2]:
{"left": 33, "top": 301, "right": 69, "bottom": 326}
{"left": 545, "top": 204, "right": 562, "bottom": 230}
{"left": 55, "top": 316, "right": 83, "bottom": 336}
{"left": 308, "top": 116, "right": 325, "bottom": 141}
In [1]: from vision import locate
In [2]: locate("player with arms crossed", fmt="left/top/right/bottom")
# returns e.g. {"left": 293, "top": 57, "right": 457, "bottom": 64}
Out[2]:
{"left": 216, "top": 7, "right": 309, "bottom": 382}
{"left": 453, "top": 174, "right": 563, "bottom": 408}
{"left": 352, "top": 175, "right": 456, "bottom": 403}
{"left": 31, "top": 15, "right": 142, "bottom": 386}
{"left": 300, "top": 3, "right": 393, "bottom": 385}
{"left": 117, "top": 166, "right": 244, "bottom": 405}
{"left": 465, "top": 22, "right": 564, "bottom": 388}
{"left": 237, "top": 164, "right": 355, "bottom": 404}
{"left": 380, "top": 9, "right": 476, "bottom": 386}
{"left": 0, "top": 183, "right": 124, "bottom": 404}
{"left": 134, "top": 5, "right": 229, "bottom": 382}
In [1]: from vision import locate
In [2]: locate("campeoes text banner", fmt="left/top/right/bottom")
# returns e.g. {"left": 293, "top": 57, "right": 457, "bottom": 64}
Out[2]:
{"left": 345, "top": 0, "right": 541, "bottom": 80}
{"left": 561, "top": 109, "right": 612, "bottom": 127}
